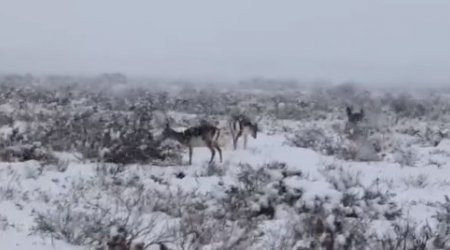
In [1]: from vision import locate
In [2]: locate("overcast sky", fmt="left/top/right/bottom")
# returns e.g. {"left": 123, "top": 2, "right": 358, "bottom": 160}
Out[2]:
{"left": 1, "top": 0, "right": 450, "bottom": 85}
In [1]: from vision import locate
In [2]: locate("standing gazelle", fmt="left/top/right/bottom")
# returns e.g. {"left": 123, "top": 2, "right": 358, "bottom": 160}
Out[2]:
{"left": 345, "top": 106, "right": 365, "bottom": 137}
{"left": 161, "top": 123, "right": 222, "bottom": 165}
{"left": 346, "top": 106, "right": 364, "bottom": 124}
{"left": 228, "top": 114, "right": 258, "bottom": 150}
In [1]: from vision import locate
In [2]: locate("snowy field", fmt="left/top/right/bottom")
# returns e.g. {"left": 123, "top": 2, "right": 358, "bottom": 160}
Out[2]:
{"left": 1, "top": 76, "right": 450, "bottom": 249}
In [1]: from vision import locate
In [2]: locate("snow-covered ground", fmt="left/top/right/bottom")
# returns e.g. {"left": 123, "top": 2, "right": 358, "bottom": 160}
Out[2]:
{"left": 2, "top": 129, "right": 450, "bottom": 249}
{"left": 1, "top": 80, "right": 450, "bottom": 249}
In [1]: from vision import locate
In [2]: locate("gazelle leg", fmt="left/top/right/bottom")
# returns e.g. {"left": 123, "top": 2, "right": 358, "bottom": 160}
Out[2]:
{"left": 188, "top": 146, "right": 193, "bottom": 165}
{"left": 243, "top": 134, "right": 248, "bottom": 149}
{"left": 229, "top": 123, "right": 237, "bottom": 150}
{"left": 234, "top": 130, "right": 242, "bottom": 150}
{"left": 207, "top": 142, "right": 216, "bottom": 163}
{"left": 214, "top": 142, "right": 222, "bottom": 163}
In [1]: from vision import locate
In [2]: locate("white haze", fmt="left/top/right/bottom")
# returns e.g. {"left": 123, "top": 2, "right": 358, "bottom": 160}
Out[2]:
{"left": 1, "top": 0, "right": 450, "bottom": 85}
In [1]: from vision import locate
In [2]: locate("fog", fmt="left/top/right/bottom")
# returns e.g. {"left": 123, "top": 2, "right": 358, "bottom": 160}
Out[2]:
{"left": 1, "top": 0, "right": 450, "bottom": 85}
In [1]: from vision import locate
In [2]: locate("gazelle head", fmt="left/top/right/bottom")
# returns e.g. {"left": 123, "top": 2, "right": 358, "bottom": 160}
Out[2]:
{"left": 346, "top": 106, "right": 364, "bottom": 123}
{"left": 160, "top": 114, "right": 176, "bottom": 140}
{"left": 161, "top": 122, "right": 173, "bottom": 139}
{"left": 249, "top": 116, "right": 263, "bottom": 139}
{"left": 249, "top": 123, "right": 258, "bottom": 138}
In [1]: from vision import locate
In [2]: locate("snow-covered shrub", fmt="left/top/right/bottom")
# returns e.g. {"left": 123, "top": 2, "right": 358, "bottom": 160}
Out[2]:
{"left": 101, "top": 226, "right": 145, "bottom": 250}
{"left": 0, "top": 214, "right": 9, "bottom": 231}
{"left": 0, "top": 143, "right": 58, "bottom": 165}
{"left": 287, "top": 126, "right": 341, "bottom": 156}
{"left": 287, "top": 125, "right": 380, "bottom": 162}
{"left": 419, "top": 126, "right": 448, "bottom": 147}
{"left": 348, "top": 138, "right": 381, "bottom": 162}
{"left": 0, "top": 84, "right": 184, "bottom": 165}
{"left": 290, "top": 197, "right": 369, "bottom": 250}
{"left": 394, "top": 146, "right": 419, "bottom": 167}
{"left": 151, "top": 188, "right": 203, "bottom": 218}
{"left": 259, "top": 164, "right": 403, "bottom": 249}
{"left": 275, "top": 103, "right": 307, "bottom": 121}
{"left": 321, "top": 166, "right": 402, "bottom": 221}
{"left": 403, "top": 174, "right": 429, "bottom": 189}
{"left": 155, "top": 139, "right": 183, "bottom": 166}
{"left": 0, "top": 167, "right": 22, "bottom": 201}
{"left": 31, "top": 162, "right": 265, "bottom": 249}
{"left": 288, "top": 127, "right": 328, "bottom": 150}
{"left": 385, "top": 93, "right": 428, "bottom": 119}
{"left": 172, "top": 200, "right": 260, "bottom": 250}
{"left": 170, "top": 87, "right": 241, "bottom": 116}
{"left": 0, "top": 121, "right": 56, "bottom": 164}
{"left": 427, "top": 195, "right": 450, "bottom": 249}
{"left": 220, "top": 162, "right": 303, "bottom": 222}
{"left": 373, "top": 219, "right": 432, "bottom": 250}
{"left": 54, "top": 104, "right": 164, "bottom": 164}
{"left": 198, "top": 161, "right": 227, "bottom": 177}
{"left": 259, "top": 224, "right": 297, "bottom": 250}
{"left": 373, "top": 195, "right": 450, "bottom": 249}
{"left": 31, "top": 172, "right": 174, "bottom": 248}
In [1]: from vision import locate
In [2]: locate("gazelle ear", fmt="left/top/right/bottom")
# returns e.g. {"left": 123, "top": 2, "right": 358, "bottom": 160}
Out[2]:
{"left": 346, "top": 106, "right": 352, "bottom": 116}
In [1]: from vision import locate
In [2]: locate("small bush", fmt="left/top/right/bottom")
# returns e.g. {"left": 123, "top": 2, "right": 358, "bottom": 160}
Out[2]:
{"left": 394, "top": 147, "right": 419, "bottom": 167}
{"left": 288, "top": 126, "right": 380, "bottom": 162}
{"left": 0, "top": 143, "right": 58, "bottom": 165}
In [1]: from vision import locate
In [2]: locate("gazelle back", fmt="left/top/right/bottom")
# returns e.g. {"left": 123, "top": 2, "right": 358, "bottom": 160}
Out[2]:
{"left": 161, "top": 123, "right": 222, "bottom": 165}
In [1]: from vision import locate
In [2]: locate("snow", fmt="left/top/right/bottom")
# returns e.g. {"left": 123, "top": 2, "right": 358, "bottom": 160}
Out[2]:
{"left": 0, "top": 231, "right": 83, "bottom": 250}
{"left": 1, "top": 116, "right": 450, "bottom": 248}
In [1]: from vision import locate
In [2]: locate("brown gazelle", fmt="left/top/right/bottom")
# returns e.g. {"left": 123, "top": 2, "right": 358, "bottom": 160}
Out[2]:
{"left": 161, "top": 122, "right": 222, "bottom": 165}
{"left": 228, "top": 114, "right": 259, "bottom": 150}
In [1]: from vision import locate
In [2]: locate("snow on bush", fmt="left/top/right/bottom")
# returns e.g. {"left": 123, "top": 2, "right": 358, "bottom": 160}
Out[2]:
{"left": 1, "top": 75, "right": 450, "bottom": 249}
{"left": 286, "top": 122, "right": 381, "bottom": 162}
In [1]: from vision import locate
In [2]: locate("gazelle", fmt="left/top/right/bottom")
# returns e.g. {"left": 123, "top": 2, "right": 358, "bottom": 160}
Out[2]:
{"left": 161, "top": 122, "right": 222, "bottom": 165}
{"left": 345, "top": 106, "right": 365, "bottom": 137}
{"left": 346, "top": 106, "right": 364, "bottom": 124}
{"left": 228, "top": 114, "right": 259, "bottom": 150}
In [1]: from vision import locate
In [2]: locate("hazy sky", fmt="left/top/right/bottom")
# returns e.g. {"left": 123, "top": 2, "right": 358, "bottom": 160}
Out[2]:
{"left": 1, "top": 0, "right": 450, "bottom": 85}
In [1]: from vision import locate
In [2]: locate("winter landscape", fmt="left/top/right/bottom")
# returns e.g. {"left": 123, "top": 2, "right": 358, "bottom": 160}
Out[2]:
{"left": 3, "top": 1, "right": 450, "bottom": 249}
{"left": 0, "top": 75, "right": 450, "bottom": 249}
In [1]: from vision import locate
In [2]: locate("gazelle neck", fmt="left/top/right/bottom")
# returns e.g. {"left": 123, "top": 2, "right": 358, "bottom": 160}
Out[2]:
{"left": 165, "top": 128, "right": 187, "bottom": 143}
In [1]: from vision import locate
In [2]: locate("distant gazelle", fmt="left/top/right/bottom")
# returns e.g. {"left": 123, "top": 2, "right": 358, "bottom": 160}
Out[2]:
{"left": 345, "top": 106, "right": 365, "bottom": 137}
{"left": 346, "top": 106, "right": 364, "bottom": 124}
